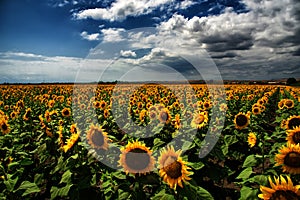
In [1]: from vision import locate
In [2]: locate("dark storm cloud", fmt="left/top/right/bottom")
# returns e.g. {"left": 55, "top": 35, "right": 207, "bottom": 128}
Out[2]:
{"left": 211, "top": 52, "right": 239, "bottom": 59}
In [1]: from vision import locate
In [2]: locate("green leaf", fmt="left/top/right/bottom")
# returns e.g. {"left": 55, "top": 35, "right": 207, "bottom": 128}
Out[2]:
{"left": 179, "top": 183, "right": 213, "bottom": 200}
{"left": 239, "top": 186, "right": 258, "bottom": 200}
{"left": 118, "top": 189, "right": 131, "bottom": 200}
{"left": 20, "top": 158, "right": 34, "bottom": 166}
{"left": 153, "top": 138, "right": 165, "bottom": 150}
{"left": 60, "top": 170, "right": 72, "bottom": 184}
{"left": 70, "top": 153, "right": 78, "bottom": 160}
{"left": 58, "top": 184, "right": 73, "bottom": 197}
{"left": 151, "top": 189, "right": 174, "bottom": 200}
{"left": 195, "top": 186, "right": 214, "bottom": 200}
{"left": 3, "top": 174, "right": 19, "bottom": 192}
{"left": 50, "top": 184, "right": 73, "bottom": 199}
{"left": 34, "top": 173, "right": 43, "bottom": 186}
{"left": 112, "top": 171, "right": 127, "bottom": 180}
{"left": 224, "top": 135, "right": 238, "bottom": 146}
{"left": 188, "top": 162, "right": 205, "bottom": 170}
{"left": 221, "top": 145, "right": 228, "bottom": 156}
{"left": 7, "top": 162, "right": 19, "bottom": 170}
{"left": 250, "top": 175, "right": 268, "bottom": 185}
{"left": 17, "top": 181, "right": 40, "bottom": 197}
{"left": 242, "top": 155, "right": 258, "bottom": 168}
{"left": 182, "top": 141, "right": 194, "bottom": 152}
{"left": 236, "top": 167, "right": 253, "bottom": 180}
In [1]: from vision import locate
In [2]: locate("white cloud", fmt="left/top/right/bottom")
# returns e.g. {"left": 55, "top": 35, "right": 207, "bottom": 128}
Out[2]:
{"left": 101, "top": 28, "right": 125, "bottom": 43}
{"left": 75, "top": 0, "right": 173, "bottom": 22}
{"left": 175, "top": 0, "right": 195, "bottom": 10}
{"left": 120, "top": 50, "right": 136, "bottom": 57}
{"left": 80, "top": 31, "right": 100, "bottom": 41}
{"left": 0, "top": 52, "right": 113, "bottom": 83}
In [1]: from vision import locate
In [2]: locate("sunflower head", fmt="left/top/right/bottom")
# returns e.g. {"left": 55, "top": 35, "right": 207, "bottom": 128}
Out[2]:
{"left": 119, "top": 141, "right": 155, "bottom": 175}
{"left": 275, "top": 143, "right": 300, "bottom": 174}
{"left": 86, "top": 124, "right": 109, "bottom": 150}
{"left": 191, "top": 111, "right": 208, "bottom": 129}
{"left": 248, "top": 132, "right": 257, "bottom": 148}
{"left": 284, "top": 99, "right": 294, "bottom": 109}
{"left": 62, "top": 133, "right": 80, "bottom": 153}
{"left": 158, "top": 108, "right": 171, "bottom": 124}
{"left": 234, "top": 111, "right": 251, "bottom": 130}
{"left": 158, "top": 146, "right": 192, "bottom": 190}
{"left": 258, "top": 175, "right": 300, "bottom": 199}
{"left": 23, "top": 108, "right": 32, "bottom": 121}
{"left": 61, "top": 108, "right": 71, "bottom": 117}
{"left": 70, "top": 124, "right": 78, "bottom": 134}
{"left": 286, "top": 116, "right": 300, "bottom": 130}
{"left": 252, "top": 106, "right": 261, "bottom": 115}
{"left": 0, "top": 119, "right": 10, "bottom": 134}
{"left": 286, "top": 126, "right": 300, "bottom": 145}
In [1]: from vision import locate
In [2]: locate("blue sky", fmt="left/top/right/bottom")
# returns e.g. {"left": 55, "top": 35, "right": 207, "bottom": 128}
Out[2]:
{"left": 0, "top": 0, "right": 299, "bottom": 83}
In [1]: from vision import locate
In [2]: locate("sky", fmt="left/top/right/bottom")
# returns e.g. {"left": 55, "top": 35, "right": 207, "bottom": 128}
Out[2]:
{"left": 0, "top": 0, "right": 300, "bottom": 83}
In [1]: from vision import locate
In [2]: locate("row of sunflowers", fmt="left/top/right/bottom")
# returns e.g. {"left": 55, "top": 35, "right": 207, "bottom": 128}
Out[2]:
{"left": 0, "top": 83, "right": 300, "bottom": 199}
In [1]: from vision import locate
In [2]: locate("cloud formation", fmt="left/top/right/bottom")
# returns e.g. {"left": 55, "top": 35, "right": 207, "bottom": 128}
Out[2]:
{"left": 120, "top": 50, "right": 136, "bottom": 57}
{"left": 80, "top": 31, "right": 100, "bottom": 41}
{"left": 75, "top": 0, "right": 173, "bottom": 21}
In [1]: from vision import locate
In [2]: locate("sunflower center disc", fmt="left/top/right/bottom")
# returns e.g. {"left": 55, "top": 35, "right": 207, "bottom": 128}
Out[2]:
{"left": 164, "top": 160, "right": 182, "bottom": 179}
{"left": 288, "top": 118, "right": 300, "bottom": 129}
{"left": 160, "top": 112, "right": 169, "bottom": 122}
{"left": 253, "top": 108, "right": 260, "bottom": 114}
{"left": 236, "top": 115, "right": 248, "bottom": 126}
{"left": 91, "top": 130, "right": 104, "bottom": 147}
{"left": 285, "top": 100, "right": 293, "bottom": 108}
{"left": 270, "top": 190, "right": 299, "bottom": 200}
{"left": 125, "top": 148, "right": 150, "bottom": 171}
{"left": 1, "top": 123, "right": 8, "bottom": 130}
{"left": 196, "top": 115, "right": 205, "bottom": 124}
{"left": 284, "top": 152, "right": 300, "bottom": 168}
{"left": 292, "top": 132, "right": 300, "bottom": 144}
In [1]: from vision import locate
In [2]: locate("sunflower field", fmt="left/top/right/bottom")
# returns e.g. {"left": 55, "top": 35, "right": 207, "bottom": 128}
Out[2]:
{"left": 0, "top": 83, "right": 300, "bottom": 199}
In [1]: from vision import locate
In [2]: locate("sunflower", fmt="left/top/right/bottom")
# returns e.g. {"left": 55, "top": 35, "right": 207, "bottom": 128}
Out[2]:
{"left": 284, "top": 99, "right": 294, "bottom": 109}
{"left": 219, "top": 103, "right": 228, "bottom": 112}
{"left": 286, "top": 126, "right": 300, "bottom": 145}
{"left": 203, "top": 101, "right": 211, "bottom": 110}
{"left": 275, "top": 143, "right": 300, "bottom": 174}
{"left": 172, "top": 114, "right": 181, "bottom": 129}
{"left": 93, "top": 101, "right": 101, "bottom": 109}
{"left": 86, "top": 124, "right": 109, "bottom": 150}
{"left": 191, "top": 111, "right": 208, "bottom": 129}
{"left": 0, "top": 119, "right": 10, "bottom": 134}
{"left": 158, "top": 146, "right": 192, "bottom": 189}
{"left": 103, "top": 109, "right": 110, "bottom": 119}
{"left": 281, "top": 119, "right": 287, "bottom": 129}
{"left": 48, "top": 99, "right": 55, "bottom": 108}
{"left": 70, "top": 124, "right": 78, "bottom": 134}
{"left": 252, "top": 106, "right": 262, "bottom": 115}
{"left": 278, "top": 99, "right": 286, "bottom": 110}
{"left": 23, "top": 108, "right": 32, "bottom": 121}
{"left": 286, "top": 116, "right": 300, "bottom": 130}
{"left": 247, "top": 132, "right": 257, "bottom": 148}
{"left": 158, "top": 108, "right": 171, "bottom": 124}
{"left": 100, "top": 100, "right": 107, "bottom": 110}
{"left": 149, "top": 111, "right": 157, "bottom": 121}
{"left": 10, "top": 111, "right": 18, "bottom": 120}
{"left": 234, "top": 112, "right": 251, "bottom": 130}
{"left": 62, "top": 132, "right": 80, "bottom": 153}
{"left": 44, "top": 110, "right": 51, "bottom": 123}
{"left": 139, "top": 109, "right": 148, "bottom": 123}
{"left": 61, "top": 107, "right": 71, "bottom": 117}
{"left": 119, "top": 141, "right": 155, "bottom": 175}
{"left": 258, "top": 175, "right": 300, "bottom": 199}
